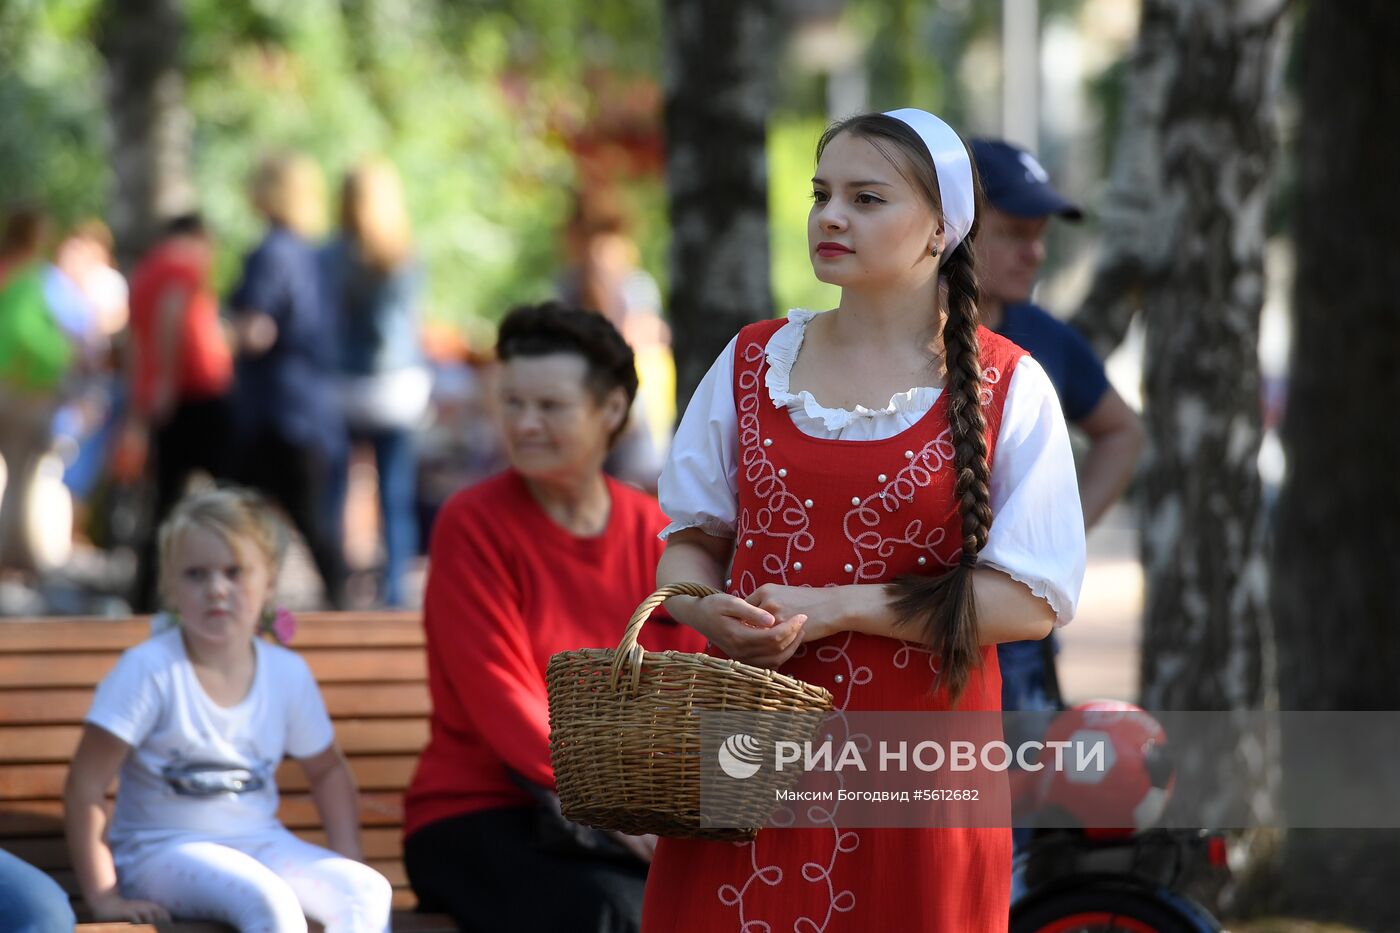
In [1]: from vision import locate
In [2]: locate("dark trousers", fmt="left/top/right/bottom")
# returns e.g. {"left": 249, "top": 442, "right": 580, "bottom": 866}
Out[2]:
{"left": 133, "top": 395, "right": 233, "bottom": 611}
{"left": 235, "top": 429, "right": 347, "bottom": 609}
{"left": 404, "top": 808, "right": 647, "bottom": 933}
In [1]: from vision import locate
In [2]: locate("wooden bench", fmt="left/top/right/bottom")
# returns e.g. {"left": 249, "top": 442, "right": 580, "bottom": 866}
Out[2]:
{"left": 0, "top": 612, "right": 455, "bottom": 932}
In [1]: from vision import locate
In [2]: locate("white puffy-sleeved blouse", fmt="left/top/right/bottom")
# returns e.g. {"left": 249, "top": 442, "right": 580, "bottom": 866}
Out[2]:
{"left": 658, "top": 309, "right": 1087, "bottom": 625}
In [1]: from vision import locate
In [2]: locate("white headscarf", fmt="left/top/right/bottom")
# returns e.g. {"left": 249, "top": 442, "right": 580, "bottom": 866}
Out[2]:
{"left": 883, "top": 108, "right": 976, "bottom": 257}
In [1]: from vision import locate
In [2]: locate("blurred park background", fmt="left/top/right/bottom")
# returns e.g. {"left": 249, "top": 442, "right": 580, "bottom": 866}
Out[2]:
{"left": 1, "top": 0, "right": 1397, "bottom": 927}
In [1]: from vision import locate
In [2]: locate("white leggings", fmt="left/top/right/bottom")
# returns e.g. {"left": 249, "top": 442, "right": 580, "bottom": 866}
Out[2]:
{"left": 121, "top": 829, "right": 392, "bottom": 933}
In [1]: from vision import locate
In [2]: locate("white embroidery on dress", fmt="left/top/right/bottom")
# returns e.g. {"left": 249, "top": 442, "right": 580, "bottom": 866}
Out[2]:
{"left": 733, "top": 338, "right": 814, "bottom": 598}
{"left": 726, "top": 334, "right": 853, "bottom": 930}
{"left": 978, "top": 364, "right": 1002, "bottom": 407}
{"left": 842, "top": 429, "right": 957, "bottom": 586}
{"left": 718, "top": 341, "right": 1010, "bottom": 930}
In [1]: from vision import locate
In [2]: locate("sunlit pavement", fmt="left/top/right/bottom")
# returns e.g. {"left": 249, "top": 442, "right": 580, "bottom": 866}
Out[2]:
{"left": 1057, "top": 503, "right": 1142, "bottom": 705}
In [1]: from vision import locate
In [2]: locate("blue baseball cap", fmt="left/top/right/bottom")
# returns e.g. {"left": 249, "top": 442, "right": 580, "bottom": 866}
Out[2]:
{"left": 970, "top": 139, "right": 1083, "bottom": 222}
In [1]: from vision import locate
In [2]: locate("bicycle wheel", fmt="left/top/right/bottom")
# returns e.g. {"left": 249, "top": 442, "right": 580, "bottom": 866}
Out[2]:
{"left": 1011, "top": 886, "right": 1215, "bottom": 933}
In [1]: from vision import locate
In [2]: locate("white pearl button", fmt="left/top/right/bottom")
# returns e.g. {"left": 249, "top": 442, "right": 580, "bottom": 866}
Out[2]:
{"left": 843, "top": 563, "right": 854, "bottom": 573}
{"left": 834, "top": 674, "right": 845, "bottom": 684}
{"left": 804, "top": 498, "right": 813, "bottom": 508}
{"left": 878, "top": 473, "right": 887, "bottom": 482}
{"left": 745, "top": 539, "right": 754, "bottom": 548}
{"left": 917, "top": 556, "right": 927, "bottom": 566}
{"left": 793, "top": 562, "right": 803, "bottom": 571}
{"left": 725, "top": 578, "right": 732, "bottom": 587}
{"left": 778, "top": 468, "right": 788, "bottom": 477}
{"left": 763, "top": 438, "right": 773, "bottom": 447}
{"left": 905, "top": 450, "right": 914, "bottom": 459}
{"left": 850, "top": 497, "right": 860, "bottom": 506}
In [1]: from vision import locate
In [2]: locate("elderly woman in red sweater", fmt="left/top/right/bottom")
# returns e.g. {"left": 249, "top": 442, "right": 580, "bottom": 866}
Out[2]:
{"left": 403, "top": 302, "right": 704, "bottom": 933}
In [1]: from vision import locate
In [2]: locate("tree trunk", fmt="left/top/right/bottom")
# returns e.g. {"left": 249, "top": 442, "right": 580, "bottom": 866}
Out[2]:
{"left": 95, "top": 0, "right": 196, "bottom": 269}
{"left": 661, "top": 0, "right": 776, "bottom": 411}
{"left": 1269, "top": 0, "right": 1400, "bottom": 923}
{"left": 1072, "top": 0, "right": 1291, "bottom": 905}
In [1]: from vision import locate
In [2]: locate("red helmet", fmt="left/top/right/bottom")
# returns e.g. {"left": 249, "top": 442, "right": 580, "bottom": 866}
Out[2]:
{"left": 1031, "top": 700, "right": 1174, "bottom": 839}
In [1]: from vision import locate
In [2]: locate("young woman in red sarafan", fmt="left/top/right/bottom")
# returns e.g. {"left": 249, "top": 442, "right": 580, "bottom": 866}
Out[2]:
{"left": 643, "top": 108, "right": 1086, "bottom": 933}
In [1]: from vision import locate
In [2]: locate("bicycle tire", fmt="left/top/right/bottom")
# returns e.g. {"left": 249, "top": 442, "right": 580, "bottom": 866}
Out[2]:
{"left": 1011, "top": 885, "right": 1215, "bottom": 933}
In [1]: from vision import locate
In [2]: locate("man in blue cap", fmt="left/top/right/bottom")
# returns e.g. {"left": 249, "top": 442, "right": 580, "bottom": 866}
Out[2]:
{"left": 971, "top": 139, "right": 1145, "bottom": 714}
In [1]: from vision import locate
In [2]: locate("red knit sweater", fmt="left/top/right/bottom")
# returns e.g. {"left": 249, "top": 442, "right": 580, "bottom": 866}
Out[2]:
{"left": 402, "top": 469, "right": 706, "bottom": 839}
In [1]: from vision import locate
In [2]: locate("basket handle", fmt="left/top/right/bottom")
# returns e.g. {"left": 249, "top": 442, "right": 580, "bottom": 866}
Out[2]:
{"left": 609, "top": 582, "right": 722, "bottom": 691}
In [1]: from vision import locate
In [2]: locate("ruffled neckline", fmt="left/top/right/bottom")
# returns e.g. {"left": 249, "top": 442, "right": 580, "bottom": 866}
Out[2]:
{"left": 763, "top": 309, "right": 944, "bottom": 431}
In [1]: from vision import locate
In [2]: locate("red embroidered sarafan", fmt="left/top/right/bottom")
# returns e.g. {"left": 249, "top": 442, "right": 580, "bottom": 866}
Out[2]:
{"left": 643, "top": 317, "right": 1027, "bottom": 933}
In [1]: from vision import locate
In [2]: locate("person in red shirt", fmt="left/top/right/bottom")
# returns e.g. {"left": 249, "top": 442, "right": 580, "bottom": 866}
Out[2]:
{"left": 403, "top": 302, "right": 705, "bottom": 933}
{"left": 125, "top": 213, "right": 234, "bottom": 611}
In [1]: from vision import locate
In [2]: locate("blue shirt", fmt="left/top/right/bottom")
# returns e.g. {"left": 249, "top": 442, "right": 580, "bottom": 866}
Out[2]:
{"left": 995, "top": 301, "right": 1109, "bottom": 422}
{"left": 230, "top": 227, "right": 342, "bottom": 455}
{"left": 994, "top": 301, "right": 1108, "bottom": 704}
{"left": 319, "top": 237, "right": 424, "bottom": 377}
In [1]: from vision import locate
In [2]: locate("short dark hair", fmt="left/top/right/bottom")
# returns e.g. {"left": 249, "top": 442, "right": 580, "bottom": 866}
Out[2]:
{"left": 1, "top": 205, "right": 48, "bottom": 258}
{"left": 495, "top": 301, "right": 639, "bottom": 443}
{"left": 163, "top": 212, "right": 206, "bottom": 238}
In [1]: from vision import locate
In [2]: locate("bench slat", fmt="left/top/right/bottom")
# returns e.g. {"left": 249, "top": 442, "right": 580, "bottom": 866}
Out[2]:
{"left": 0, "top": 718, "right": 428, "bottom": 763}
{"left": 0, "top": 724, "right": 88, "bottom": 760}
{"left": 0, "top": 687, "right": 112, "bottom": 723}
{"left": 0, "top": 763, "right": 75, "bottom": 798}
{"left": 302, "top": 650, "right": 428, "bottom": 683}
{"left": 318, "top": 682, "right": 431, "bottom": 718}
{"left": 0, "top": 654, "right": 122, "bottom": 687}
{"left": 276, "top": 754, "right": 419, "bottom": 792}
{"left": 0, "top": 647, "right": 428, "bottom": 688}
{"left": 0, "top": 681, "right": 430, "bottom": 724}
{"left": 0, "top": 614, "right": 423, "bottom": 653}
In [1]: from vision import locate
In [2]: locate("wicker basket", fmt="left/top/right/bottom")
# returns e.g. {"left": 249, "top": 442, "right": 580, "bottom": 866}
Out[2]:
{"left": 546, "top": 582, "right": 834, "bottom": 841}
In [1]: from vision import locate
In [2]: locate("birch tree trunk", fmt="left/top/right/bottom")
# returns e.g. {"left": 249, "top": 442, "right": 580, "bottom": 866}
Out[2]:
{"left": 1070, "top": 1, "right": 1290, "bottom": 893}
{"left": 1269, "top": 0, "right": 1400, "bottom": 922}
{"left": 1080, "top": 0, "right": 1288, "bottom": 710}
{"left": 95, "top": 0, "right": 196, "bottom": 269}
{"left": 662, "top": 0, "right": 776, "bottom": 411}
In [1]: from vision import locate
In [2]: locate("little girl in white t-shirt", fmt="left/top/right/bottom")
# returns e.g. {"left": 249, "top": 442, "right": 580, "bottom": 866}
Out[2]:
{"left": 64, "top": 487, "right": 391, "bottom": 931}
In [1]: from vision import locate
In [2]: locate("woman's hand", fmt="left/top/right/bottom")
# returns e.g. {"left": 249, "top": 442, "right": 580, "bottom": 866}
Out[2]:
{"left": 88, "top": 893, "right": 171, "bottom": 923}
{"left": 669, "top": 592, "right": 805, "bottom": 669}
{"left": 747, "top": 584, "right": 851, "bottom": 644}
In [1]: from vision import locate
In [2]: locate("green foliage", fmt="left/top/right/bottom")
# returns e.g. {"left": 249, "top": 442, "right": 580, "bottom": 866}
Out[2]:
{"left": 1, "top": 0, "right": 1118, "bottom": 340}
{"left": 1, "top": 0, "right": 668, "bottom": 341}
{"left": 842, "top": 0, "right": 966, "bottom": 116}
{"left": 768, "top": 118, "right": 839, "bottom": 317}
{"left": 183, "top": 0, "right": 580, "bottom": 330}
{"left": 0, "top": 0, "right": 108, "bottom": 226}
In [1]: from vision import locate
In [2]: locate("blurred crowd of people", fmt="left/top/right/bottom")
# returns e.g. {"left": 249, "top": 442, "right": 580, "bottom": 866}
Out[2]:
{"left": 0, "top": 156, "right": 675, "bottom": 614}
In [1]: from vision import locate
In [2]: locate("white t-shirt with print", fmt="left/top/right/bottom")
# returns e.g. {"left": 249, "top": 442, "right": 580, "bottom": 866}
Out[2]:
{"left": 85, "top": 628, "right": 334, "bottom": 871}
